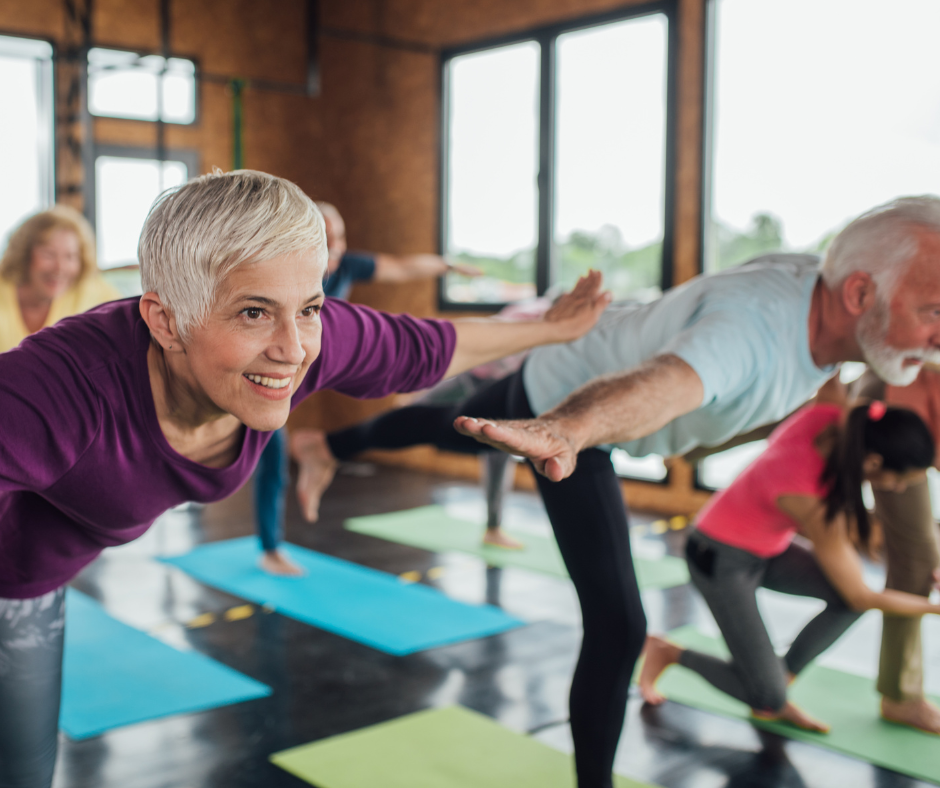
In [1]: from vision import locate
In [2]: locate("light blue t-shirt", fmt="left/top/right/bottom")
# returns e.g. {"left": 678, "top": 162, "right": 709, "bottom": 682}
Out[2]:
{"left": 522, "top": 254, "right": 838, "bottom": 458}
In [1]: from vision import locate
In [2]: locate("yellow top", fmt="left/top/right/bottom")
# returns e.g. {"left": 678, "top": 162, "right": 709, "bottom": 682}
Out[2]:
{"left": 0, "top": 276, "right": 122, "bottom": 353}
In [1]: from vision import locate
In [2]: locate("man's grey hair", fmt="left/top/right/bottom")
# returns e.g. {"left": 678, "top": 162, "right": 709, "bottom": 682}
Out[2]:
{"left": 821, "top": 195, "right": 940, "bottom": 300}
{"left": 139, "top": 169, "right": 325, "bottom": 340}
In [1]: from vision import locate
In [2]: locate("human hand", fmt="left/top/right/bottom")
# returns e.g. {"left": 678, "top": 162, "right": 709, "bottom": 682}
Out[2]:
{"left": 542, "top": 270, "right": 612, "bottom": 343}
{"left": 453, "top": 416, "right": 578, "bottom": 481}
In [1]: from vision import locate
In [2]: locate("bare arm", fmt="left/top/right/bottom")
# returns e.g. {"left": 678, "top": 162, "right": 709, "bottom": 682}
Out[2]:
{"left": 778, "top": 495, "right": 940, "bottom": 616}
{"left": 455, "top": 353, "right": 704, "bottom": 481}
{"left": 373, "top": 253, "right": 481, "bottom": 282}
{"left": 443, "top": 271, "right": 611, "bottom": 378}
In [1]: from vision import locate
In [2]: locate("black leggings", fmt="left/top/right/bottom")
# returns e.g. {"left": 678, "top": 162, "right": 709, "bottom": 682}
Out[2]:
{"left": 330, "top": 370, "right": 645, "bottom": 788}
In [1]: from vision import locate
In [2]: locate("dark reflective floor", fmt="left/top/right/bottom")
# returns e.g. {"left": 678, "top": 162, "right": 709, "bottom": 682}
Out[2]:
{"left": 57, "top": 464, "right": 938, "bottom": 788}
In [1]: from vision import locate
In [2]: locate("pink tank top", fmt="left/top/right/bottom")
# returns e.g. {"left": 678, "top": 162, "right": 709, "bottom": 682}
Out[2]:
{"left": 695, "top": 404, "right": 841, "bottom": 558}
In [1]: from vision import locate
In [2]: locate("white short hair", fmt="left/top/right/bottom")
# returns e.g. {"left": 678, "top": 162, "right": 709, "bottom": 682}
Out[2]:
{"left": 821, "top": 195, "right": 940, "bottom": 299}
{"left": 139, "top": 170, "right": 325, "bottom": 340}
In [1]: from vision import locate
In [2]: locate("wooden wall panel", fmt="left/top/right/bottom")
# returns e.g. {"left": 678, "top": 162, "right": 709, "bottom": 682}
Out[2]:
{"left": 0, "top": 0, "right": 62, "bottom": 39}
{"left": 1, "top": 0, "right": 710, "bottom": 514}
{"left": 93, "top": 0, "right": 159, "bottom": 50}
{"left": 324, "top": 0, "right": 655, "bottom": 47}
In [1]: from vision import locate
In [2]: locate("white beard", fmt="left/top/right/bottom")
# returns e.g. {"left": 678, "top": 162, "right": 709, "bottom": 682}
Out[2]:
{"left": 856, "top": 301, "right": 940, "bottom": 386}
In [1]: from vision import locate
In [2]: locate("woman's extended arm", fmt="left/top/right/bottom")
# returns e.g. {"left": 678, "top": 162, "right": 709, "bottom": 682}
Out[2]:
{"left": 778, "top": 495, "right": 940, "bottom": 616}
{"left": 443, "top": 271, "right": 611, "bottom": 378}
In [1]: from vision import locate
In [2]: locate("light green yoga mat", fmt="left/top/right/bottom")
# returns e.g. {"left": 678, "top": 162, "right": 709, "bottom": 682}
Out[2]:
{"left": 651, "top": 626, "right": 940, "bottom": 784}
{"left": 345, "top": 505, "right": 689, "bottom": 590}
{"left": 271, "top": 705, "right": 657, "bottom": 788}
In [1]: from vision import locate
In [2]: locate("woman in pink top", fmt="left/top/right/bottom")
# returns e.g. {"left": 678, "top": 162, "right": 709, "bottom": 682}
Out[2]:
{"left": 639, "top": 401, "right": 939, "bottom": 732}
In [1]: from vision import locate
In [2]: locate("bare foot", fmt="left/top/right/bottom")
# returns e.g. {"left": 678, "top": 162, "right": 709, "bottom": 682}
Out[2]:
{"left": 753, "top": 701, "right": 830, "bottom": 733}
{"left": 258, "top": 549, "right": 305, "bottom": 577}
{"left": 482, "top": 528, "right": 525, "bottom": 550}
{"left": 881, "top": 696, "right": 940, "bottom": 735}
{"left": 639, "top": 635, "right": 683, "bottom": 705}
{"left": 289, "top": 429, "right": 337, "bottom": 523}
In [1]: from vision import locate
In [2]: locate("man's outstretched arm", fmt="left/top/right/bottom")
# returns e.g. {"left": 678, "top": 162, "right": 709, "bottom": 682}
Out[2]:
{"left": 454, "top": 354, "right": 704, "bottom": 481}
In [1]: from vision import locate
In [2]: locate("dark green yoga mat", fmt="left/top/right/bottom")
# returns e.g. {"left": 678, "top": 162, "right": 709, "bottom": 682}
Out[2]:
{"left": 271, "top": 705, "right": 658, "bottom": 788}
{"left": 345, "top": 505, "right": 689, "bottom": 590}
{"left": 651, "top": 626, "right": 940, "bottom": 784}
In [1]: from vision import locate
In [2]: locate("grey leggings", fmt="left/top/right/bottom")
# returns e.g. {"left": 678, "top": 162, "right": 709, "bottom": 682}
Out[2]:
{"left": 682, "top": 531, "right": 861, "bottom": 712}
{"left": 0, "top": 588, "right": 65, "bottom": 788}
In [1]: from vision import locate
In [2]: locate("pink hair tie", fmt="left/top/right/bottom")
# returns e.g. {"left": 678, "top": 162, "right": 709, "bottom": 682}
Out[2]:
{"left": 868, "top": 401, "right": 887, "bottom": 421}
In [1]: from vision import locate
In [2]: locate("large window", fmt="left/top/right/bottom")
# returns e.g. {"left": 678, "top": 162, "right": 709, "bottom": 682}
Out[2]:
{"left": 88, "top": 48, "right": 197, "bottom": 124}
{"left": 706, "top": 0, "right": 940, "bottom": 271}
{"left": 441, "top": 5, "right": 675, "bottom": 306}
{"left": 0, "top": 35, "right": 54, "bottom": 249}
{"left": 92, "top": 147, "right": 196, "bottom": 271}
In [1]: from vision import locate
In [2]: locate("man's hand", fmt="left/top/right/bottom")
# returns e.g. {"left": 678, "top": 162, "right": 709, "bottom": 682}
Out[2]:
{"left": 454, "top": 416, "right": 578, "bottom": 481}
{"left": 542, "top": 270, "right": 612, "bottom": 344}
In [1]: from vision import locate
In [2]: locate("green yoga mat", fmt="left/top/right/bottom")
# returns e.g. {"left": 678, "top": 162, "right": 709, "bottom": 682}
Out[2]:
{"left": 271, "top": 705, "right": 657, "bottom": 788}
{"left": 650, "top": 626, "right": 940, "bottom": 784}
{"left": 345, "top": 505, "right": 689, "bottom": 590}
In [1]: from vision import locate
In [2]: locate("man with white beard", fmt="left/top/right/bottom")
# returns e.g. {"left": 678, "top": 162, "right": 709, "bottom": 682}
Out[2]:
{"left": 448, "top": 196, "right": 940, "bottom": 786}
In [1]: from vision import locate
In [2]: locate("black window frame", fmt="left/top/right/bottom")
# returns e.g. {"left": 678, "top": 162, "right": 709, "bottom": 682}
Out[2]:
{"left": 437, "top": 0, "right": 679, "bottom": 311}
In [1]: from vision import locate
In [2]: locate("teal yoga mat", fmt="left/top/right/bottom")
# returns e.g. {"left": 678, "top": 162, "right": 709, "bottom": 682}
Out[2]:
{"left": 271, "top": 705, "right": 658, "bottom": 788}
{"left": 160, "top": 537, "right": 523, "bottom": 655}
{"left": 345, "top": 505, "right": 690, "bottom": 589}
{"left": 649, "top": 626, "right": 940, "bottom": 784}
{"left": 61, "top": 589, "right": 271, "bottom": 740}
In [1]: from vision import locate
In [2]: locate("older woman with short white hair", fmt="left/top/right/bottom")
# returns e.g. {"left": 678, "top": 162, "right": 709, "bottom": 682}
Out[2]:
{"left": 0, "top": 169, "right": 610, "bottom": 788}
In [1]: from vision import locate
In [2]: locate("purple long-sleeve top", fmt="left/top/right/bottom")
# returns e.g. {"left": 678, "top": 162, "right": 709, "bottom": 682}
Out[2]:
{"left": 0, "top": 297, "right": 456, "bottom": 598}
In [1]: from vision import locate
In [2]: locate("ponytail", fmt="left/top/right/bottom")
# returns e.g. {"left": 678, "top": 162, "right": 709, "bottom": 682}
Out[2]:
{"left": 820, "top": 403, "right": 934, "bottom": 547}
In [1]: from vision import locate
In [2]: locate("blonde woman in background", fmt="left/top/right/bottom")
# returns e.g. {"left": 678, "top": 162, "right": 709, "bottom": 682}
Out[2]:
{"left": 0, "top": 206, "right": 119, "bottom": 352}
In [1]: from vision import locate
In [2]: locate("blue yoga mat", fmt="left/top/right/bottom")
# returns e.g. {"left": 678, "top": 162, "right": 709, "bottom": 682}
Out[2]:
{"left": 62, "top": 589, "right": 271, "bottom": 740}
{"left": 160, "top": 537, "right": 524, "bottom": 655}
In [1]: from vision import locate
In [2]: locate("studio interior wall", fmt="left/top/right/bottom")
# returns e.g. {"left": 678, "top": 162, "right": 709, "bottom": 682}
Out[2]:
{"left": 0, "top": 0, "right": 709, "bottom": 513}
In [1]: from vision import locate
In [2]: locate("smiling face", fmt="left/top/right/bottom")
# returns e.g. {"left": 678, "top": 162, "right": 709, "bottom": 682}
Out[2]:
{"left": 27, "top": 228, "right": 82, "bottom": 300}
{"left": 857, "top": 231, "right": 940, "bottom": 385}
{"left": 179, "top": 249, "right": 326, "bottom": 431}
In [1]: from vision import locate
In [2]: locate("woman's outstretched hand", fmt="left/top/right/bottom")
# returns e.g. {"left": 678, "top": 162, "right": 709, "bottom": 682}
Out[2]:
{"left": 453, "top": 416, "right": 578, "bottom": 481}
{"left": 541, "top": 270, "right": 612, "bottom": 343}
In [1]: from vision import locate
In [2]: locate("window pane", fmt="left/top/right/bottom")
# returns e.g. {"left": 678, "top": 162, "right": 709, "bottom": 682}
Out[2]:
{"left": 444, "top": 42, "right": 540, "bottom": 303}
{"left": 0, "top": 37, "right": 53, "bottom": 248}
{"left": 708, "top": 0, "right": 940, "bottom": 271}
{"left": 697, "top": 440, "right": 767, "bottom": 490}
{"left": 555, "top": 15, "right": 667, "bottom": 302}
{"left": 611, "top": 448, "right": 667, "bottom": 482}
{"left": 88, "top": 48, "right": 196, "bottom": 124}
{"left": 95, "top": 157, "right": 188, "bottom": 268}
